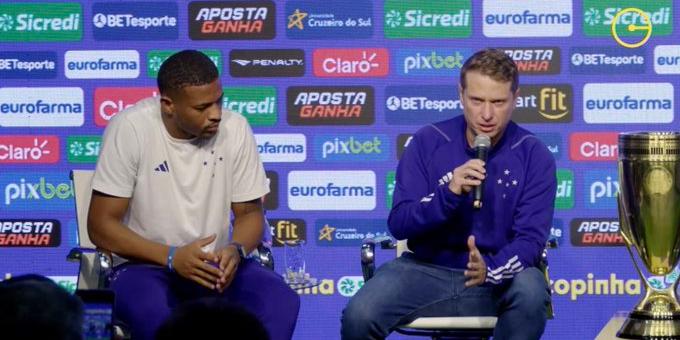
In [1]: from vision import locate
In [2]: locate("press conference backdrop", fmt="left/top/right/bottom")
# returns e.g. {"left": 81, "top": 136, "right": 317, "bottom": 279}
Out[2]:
{"left": 0, "top": 0, "right": 678, "bottom": 338}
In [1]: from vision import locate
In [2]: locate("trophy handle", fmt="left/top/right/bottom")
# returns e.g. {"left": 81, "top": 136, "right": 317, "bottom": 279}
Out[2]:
{"left": 617, "top": 193, "right": 651, "bottom": 290}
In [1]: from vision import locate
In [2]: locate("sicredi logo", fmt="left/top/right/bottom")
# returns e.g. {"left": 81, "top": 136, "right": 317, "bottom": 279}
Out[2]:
{"left": 94, "top": 87, "right": 158, "bottom": 126}
{"left": 0, "top": 52, "right": 57, "bottom": 79}
{"left": 555, "top": 169, "right": 573, "bottom": 210}
{"left": 287, "top": 86, "right": 374, "bottom": 126}
{"left": 313, "top": 134, "right": 389, "bottom": 162}
{"left": 147, "top": 50, "right": 221, "bottom": 77}
{"left": 654, "top": 45, "right": 680, "bottom": 74}
{"left": 313, "top": 48, "right": 389, "bottom": 78}
{"left": 0, "top": 3, "right": 82, "bottom": 42}
{"left": 583, "top": 83, "right": 673, "bottom": 124}
{"left": 570, "top": 218, "right": 623, "bottom": 247}
{"left": 316, "top": 218, "right": 387, "bottom": 245}
{"left": 383, "top": 0, "right": 471, "bottom": 38}
{"left": 569, "top": 47, "right": 645, "bottom": 74}
{"left": 534, "top": 132, "right": 562, "bottom": 160}
{"left": 67, "top": 136, "right": 101, "bottom": 164}
{"left": 0, "top": 136, "right": 59, "bottom": 164}
{"left": 230, "top": 49, "right": 304, "bottom": 77}
{"left": 386, "top": 85, "right": 461, "bottom": 125}
{"left": 223, "top": 86, "right": 276, "bottom": 127}
{"left": 483, "top": 0, "right": 572, "bottom": 37}
{"left": 501, "top": 47, "right": 560, "bottom": 75}
{"left": 0, "top": 87, "right": 83, "bottom": 127}
{"left": 0, "top": 219, "right": 61, "bottom": 247}
{"left": 386, "top": 170, "right": 395, "bottom": 208}
{"left": 513, "top": 85, "right": 572, "bottom": 123}
{"left": 395, "top": 49, "right": 470, "bottom": 76}
{"left": 582, "top": 0, "right": 672, "bottom": 37}
{"left": 569, "top": 132, "right": 617, "bottom": 162}
{"left": 65, "top": 50, "right": 139, "bottom": 79}
{"left": 189, "top": 1, "right": 275, "bottom": 40}
{"left": 286, "top": 1, "right": 373, "bottom": 39}
{"left": 584, "top": 170, "right": 619, "bottom": 209}
{"left": 268, "top": 218, "right": 306, "bottom": 246}
{"left": 92, "top": 2, "right": 178, "bottom": 40}
{"left": 1, "top": 173, "right": 73, "bottom": 211}
{"left": 255, "top": 134, "right": 306, "bottom": 163}
{"left": 288, "top": 171, "right": 376, "bottom": 211}
{"left": 264, "top": 170, "right": 278, "bottom": 210}
{"left": 337, "top": 276, "right": 365, "bottom": 297}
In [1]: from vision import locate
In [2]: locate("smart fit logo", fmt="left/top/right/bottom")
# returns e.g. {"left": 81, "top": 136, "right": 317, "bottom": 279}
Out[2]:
{"left": 513, "top": 85, "right": 572, "bottom": 123}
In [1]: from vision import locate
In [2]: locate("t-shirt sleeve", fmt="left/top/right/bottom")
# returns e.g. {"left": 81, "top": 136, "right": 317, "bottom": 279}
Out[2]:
{"left": 92, "top": 115, "right": 140, "bottom": 198}
{"left": 231, "top": 119, "right": 269, "bottom": 202}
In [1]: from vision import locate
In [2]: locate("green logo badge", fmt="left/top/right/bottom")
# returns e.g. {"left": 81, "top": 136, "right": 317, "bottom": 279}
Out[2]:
{"left": 147, "top": 50, "right": 222, "bottom": 77}
{"left": 582, "top": 0, "right": 672, "bottom": 37}
{"left": 555, "top": 169, "right": 574, "bottom": 210}
{"left": 384, "top": 0, "right": 471, "bottom": 39}
{"left": 223, "top": 87, "right": 277, "bottom": 127}
{"left": 67, "top": 136, "right": 101, "bottom": 163}
{"left": 0, "top": 3, "right": 82, "bottom": 41}
{"left": 386, "top": 171, "right": 396, "bottom": 209}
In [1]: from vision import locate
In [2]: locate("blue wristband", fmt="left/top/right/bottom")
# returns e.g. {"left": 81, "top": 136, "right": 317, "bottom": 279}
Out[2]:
{"left": 167, "top": 246, "right": 177, "bottom": 272}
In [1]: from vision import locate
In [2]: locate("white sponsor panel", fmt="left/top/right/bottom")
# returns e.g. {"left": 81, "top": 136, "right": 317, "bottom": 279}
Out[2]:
{"left": 583, "top": 83, "right": 673, "bottom": 124}
{"left": 65, "top": 50, "right": 140, "bottom": 79}
{"left": 0, "top": 87, "right": 84, "bottom": 127}
{"left": 288, "top": 170, "right": 376, "bottom": 211}
{"left": 483, "top": 0, "right": 572, "bottom": 37}
{"left": 255, "top": 134, "right": 306, "bottom": 163}
{"left": 654, "top": 45, "right": 680, "bottom": 74}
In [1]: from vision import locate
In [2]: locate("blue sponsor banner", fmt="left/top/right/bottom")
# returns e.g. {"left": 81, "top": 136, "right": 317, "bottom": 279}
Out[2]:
{"left": 583, "top": 169, "right": 618, "bottom": 210}
{"left": 0, "top": 173, "right": 74, "bottom": 212}
{"left": 394, "top": 48, "right": 471, "bottom": 76}
{"left": 316, "top": 218, "right": 388, "bottom": 246}
{"left": 569, "top": 47, "right": 646, "bottom": 74}
{"left": 0, "top": 52, "right": 57, "bottom": 79}
{"left": 535, "top": 132, "right": 562, "bottom": 160}
{"left": 551, "top": 218, "right": 564, "bottom": 245}
{"left": 285, "top": 0, "right": 373, "bottom": 39}
{"left": 385, "top": 85, "right": 461, "bottom": 125}
{"left": 92, "top": 2, "right": 179, "bottom": 41}
{"left": 313, "top": 134, "right": 389, "bottom": 162}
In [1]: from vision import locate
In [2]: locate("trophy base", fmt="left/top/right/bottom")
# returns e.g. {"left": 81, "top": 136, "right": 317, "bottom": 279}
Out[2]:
{"left": 617, "top": 311, "right": 680, "bottom": 339}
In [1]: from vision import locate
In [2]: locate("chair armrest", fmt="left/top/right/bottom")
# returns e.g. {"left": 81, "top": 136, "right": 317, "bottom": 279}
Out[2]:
{"left": 68, "top": 247, "right": 112, "bottom": 289}
{"left": 361, "top": 236, "right": 397, "bottom": 282}
{"left": 252, "top": 243, "right": 275, "bottom": 270}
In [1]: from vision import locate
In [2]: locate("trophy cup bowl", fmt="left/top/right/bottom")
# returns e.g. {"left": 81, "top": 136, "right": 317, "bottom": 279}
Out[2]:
{"left": 617, "top": 132, "right": 680, "bottom": 339}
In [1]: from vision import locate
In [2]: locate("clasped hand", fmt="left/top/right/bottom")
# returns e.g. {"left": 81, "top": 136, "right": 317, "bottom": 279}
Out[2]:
{"left": 464, "top": 235, "right": 487, "bottom": 287}
{"left": 170, "top": 234, "right": 240, "bottom": 292}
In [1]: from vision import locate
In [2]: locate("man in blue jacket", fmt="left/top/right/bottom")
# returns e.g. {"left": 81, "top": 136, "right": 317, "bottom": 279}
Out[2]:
{"left": 341, "top": 48, "right": 556, "bottom": 340}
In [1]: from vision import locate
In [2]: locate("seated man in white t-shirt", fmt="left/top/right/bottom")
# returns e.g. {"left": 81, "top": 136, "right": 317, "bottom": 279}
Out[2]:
{"left": 88, "top": 50, "right": 300, "bottom": 340}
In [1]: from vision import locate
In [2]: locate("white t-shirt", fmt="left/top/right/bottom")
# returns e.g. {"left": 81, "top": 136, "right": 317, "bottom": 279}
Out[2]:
{"left": 92, "top": 97, "right": 269, "bottom": 253}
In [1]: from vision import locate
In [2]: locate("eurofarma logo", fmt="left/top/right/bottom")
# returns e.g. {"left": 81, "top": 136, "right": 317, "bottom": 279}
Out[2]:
{"left": 513, "top": 85, "right": 572, "bottom": 123}
{"left": 288, "top": 171, "right": 376, "bottom": 211}
{"left": 230, "top": 49, "right": 304, "bottom": 77}
{"left": 394, "top": 49, "right": 470, "bottom": 77}
{"left": 570, "top": 218, "right": 624, "bottom": 247}
{"left": 501, "top": 47, "right": 560, "bottom": 75}
{"left": 147, "top": 50, "right": 221, "bottom": 77}
{"left": 223, "top": 87, "right": 276, "bottom": 127}
{"left": 0, "top": 136, "right": 59, "bottom": 164}
{"left": 654, "top": 45, "right": 680, "bottom": 74}
{"left": 0, "top": 52, "right": 57, "bottom": 79}
{"left": 385, "top": 85, "right": 462, "bottom": 125}
{"left": 92, "top": 2, "right": 178, "bottom": 40}
{"left": 65, "top": 50, "right": 139, "bottom": 79}
{"left": 0, "top": 219, "right": 61, "bottom": 247}
{"left": 384, "top": 0, "right": 471, "bottom": 38}
{"left": 0, "top": 87, "right": 83, "bottom": 127}
{"left": 582, "top": 0, "right": 672, "bottom": 37}
{"left": 94, "top": 87, "right": 158, "bottom": 126}
{"left": 286, "top": 0, "right": 373, "bottom": 39}
{"left": 313, "top": 134, "right": 389, "bottom": 162}
{"left": 67, "top": 136, "right": 101, "bottom": 164}
{"left": 1, "top": 173, "right": 73, "bottom": 211}
{"left": 316, "top": 219, "right": 388, "bottom": 246}
{"left": 0, "top": 3, "right": 82, "bottom": 42}
{"left": 555, "top": 169, "right": 574, "bottom": 210}
{"left": 583, "top": 83, "right": 673, "bottom": 124}
{"left": 584, "top": 169, "right": 619, "bottom": 210}
{"left": 570, "top": 47, "right": 645, "bottom": 74}
{"left": 189, "top": 1, "right": 275, "bottom": 40}
{"left": 313, "top": 48, "right": 389, "bottom": 78}
{"left": 569, "top": 132, "right": 618, "bottom": 162}
{"left": 287, "top": 86, "right": 374, "bottom": 126}
{"left": 255, "top": 134, "right": 306, "bottom": 163}
{"left": 483, "top": 0, "right": 572, "bottom": 37}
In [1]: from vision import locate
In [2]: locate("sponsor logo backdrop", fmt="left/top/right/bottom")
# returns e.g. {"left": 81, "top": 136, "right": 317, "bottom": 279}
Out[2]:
{"left": 1, "top": 1, "right": 678, "bottom": 339}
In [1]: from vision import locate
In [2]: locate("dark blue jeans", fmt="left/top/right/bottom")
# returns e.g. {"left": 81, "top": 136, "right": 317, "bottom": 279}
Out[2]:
{"left": 108, "top": 259, "right": 300, "bottom": 340}
{"left": 341, "top": 253, "right": 550, "bottom": 340}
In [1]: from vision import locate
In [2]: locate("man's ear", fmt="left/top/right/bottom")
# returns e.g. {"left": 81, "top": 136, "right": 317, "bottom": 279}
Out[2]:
{"left": 160, "top": 95, "right": 174, "bottom": 118}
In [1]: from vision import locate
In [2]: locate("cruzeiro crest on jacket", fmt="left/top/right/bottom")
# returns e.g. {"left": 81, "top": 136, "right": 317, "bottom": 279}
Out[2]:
{"left": 433, "top": 168, "right": 521, "bottom": 200}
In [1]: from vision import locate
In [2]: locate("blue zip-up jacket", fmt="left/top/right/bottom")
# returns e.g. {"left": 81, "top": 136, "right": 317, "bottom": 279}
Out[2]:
{"left": 388, "top": 115, "right": 556, "bottom": 285}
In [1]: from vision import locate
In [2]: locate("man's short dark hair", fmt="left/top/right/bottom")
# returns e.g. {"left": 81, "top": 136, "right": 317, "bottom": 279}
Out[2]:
{"left": 157, "top": 50, "right": 219, "bottom": 95}
{"left": 460, "top": 48, "right": 519, "bottom": 93}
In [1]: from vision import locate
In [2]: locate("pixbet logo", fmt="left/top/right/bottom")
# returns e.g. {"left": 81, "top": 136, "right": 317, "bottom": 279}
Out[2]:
{"left": 396, "top": 49, "right": 469, "bottom": 76}
{"left": 0, "top": 136, "right": 59, "bottom": 164}
{"left": 315, "top": 134, "right": 388, "bottom": 161}
{"left": 585, "top": 170, "right": 619, "bottom": 209}
{"left": 2, "top": 175, "right": 73, "bottom": 208}
{"left": 94, "top": 87, "right": 158, "bottom": 126}
{"left": 313, "top": 48, "right": 389, "bottom": 77}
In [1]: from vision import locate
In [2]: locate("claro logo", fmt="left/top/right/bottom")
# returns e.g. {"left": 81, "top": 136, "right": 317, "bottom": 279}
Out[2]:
{"left": 0, "top": 136, "right": 59, "bottom": 164}
{"left": 313, "top": 48, "right": 389, "bottom": 77}
{"left": 569, "top": 132, "right": 617, "bottom": 161}
{"left": 94, "top": 87, "right": 158, "bottom": 126}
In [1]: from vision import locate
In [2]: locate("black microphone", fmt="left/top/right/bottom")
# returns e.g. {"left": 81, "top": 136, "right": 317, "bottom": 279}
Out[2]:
{"left": 472, "top": 134, "right": 491, "bottom": 209}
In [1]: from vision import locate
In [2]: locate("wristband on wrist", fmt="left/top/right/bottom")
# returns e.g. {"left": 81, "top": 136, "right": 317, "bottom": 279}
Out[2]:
{"left": 167, "top": 246, "right": 177, "bottom": 271}
{"left": 230, "top": 242, "right": 247, "bottom": 259}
